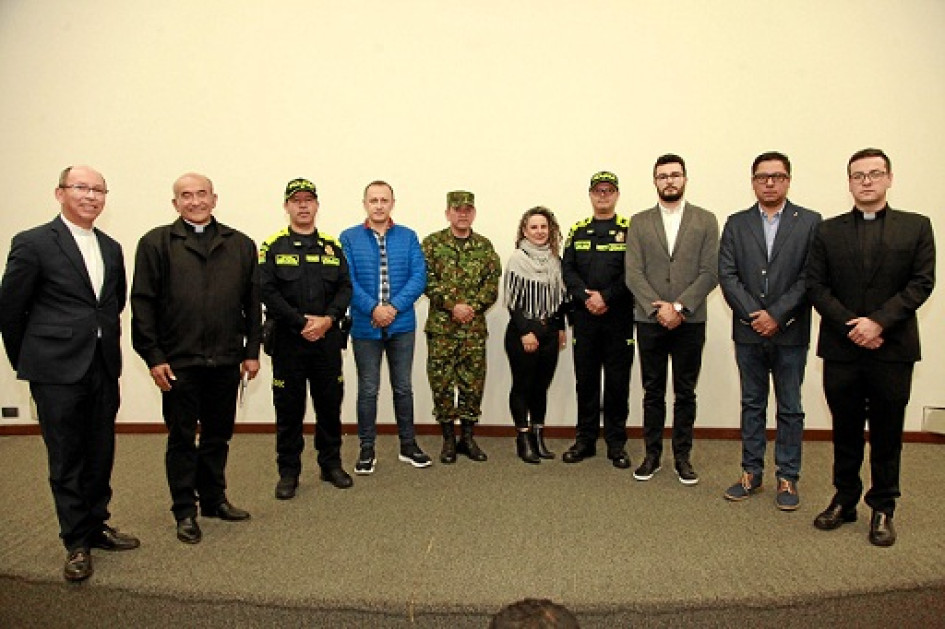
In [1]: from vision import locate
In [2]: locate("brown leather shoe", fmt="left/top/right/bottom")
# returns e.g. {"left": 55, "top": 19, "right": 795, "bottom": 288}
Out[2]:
{"left": 868, "top": 511, "right": 897, "bottom": 547}
{"left": 813, "top": 503, "right": 857, "bottom": 530}
{"left": 64, "top": 549, "right": 93, "bottom": 582}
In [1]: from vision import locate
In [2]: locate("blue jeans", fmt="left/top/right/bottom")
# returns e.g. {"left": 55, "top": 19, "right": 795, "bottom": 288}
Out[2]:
{"left": 735, "top": 342, "right": 807, "bottom": 482}
{"left": 352, "top": 331, "right": 417, "bottom": 447}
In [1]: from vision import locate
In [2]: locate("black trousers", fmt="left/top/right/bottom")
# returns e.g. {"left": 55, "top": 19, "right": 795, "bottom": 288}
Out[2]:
{"left": 31, "top": 346, "right": 119, "bottom": 551}
{"left": 161, "top": 365, "right": 240, "bottom": 521}
{"left": 272, "top": 335, "right": 344, "bottom": 477}
{"left": 504, "top": 321, "right": 560, "bottom": 429}
{"left": 823, "top": 358, "right": 913, "bottom": 515}
{"left": 570, "top": 309, "right": 633, "bottom": 449}
{"left": 636, "top": 322, "right": 706, "bottom": 461}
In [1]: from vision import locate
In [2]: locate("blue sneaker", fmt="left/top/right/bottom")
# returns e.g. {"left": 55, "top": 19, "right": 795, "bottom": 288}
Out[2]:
{"left": 775, "top": 478, "right": 800, "bottom": 511}
{"left": 724, "top": 471, "right": 762, "bottom": 501}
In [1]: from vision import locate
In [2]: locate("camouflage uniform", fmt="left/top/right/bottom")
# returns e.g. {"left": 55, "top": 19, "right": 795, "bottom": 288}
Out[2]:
{"left": 421, "top": 228, "right": 500, "bottom": 425}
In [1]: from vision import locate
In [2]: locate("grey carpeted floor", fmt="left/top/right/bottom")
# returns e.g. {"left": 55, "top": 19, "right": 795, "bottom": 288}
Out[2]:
{"left": 2, "top": 433, "right": 944, "bottom": 627}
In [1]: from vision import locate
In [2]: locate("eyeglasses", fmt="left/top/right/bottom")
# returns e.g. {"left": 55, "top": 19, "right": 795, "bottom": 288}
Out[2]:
{"left": 654, "top": 173, "right": 685, "bottom": 183}
{"left": 61, "top": 184, "right": 108, "bottom": 196}
{"left": 752, "top": 173, "right": 790, "bottom": 184}
{"left": 849, "top": 170, "right": 887, "bottom": 183}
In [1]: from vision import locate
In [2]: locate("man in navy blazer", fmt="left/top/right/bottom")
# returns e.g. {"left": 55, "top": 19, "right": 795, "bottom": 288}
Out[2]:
{"left": 807, "top": 148, "right": 935, "bottom": 547}
{"left": 0, "top": 166, "right": 139, "bottom": 583}
{"left": 719, "top": 152, "right": 821, "bottom": 510}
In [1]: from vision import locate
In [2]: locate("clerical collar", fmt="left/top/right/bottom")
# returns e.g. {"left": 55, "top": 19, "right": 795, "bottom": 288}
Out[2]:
{"left": 856, "top": 206, "right": 888, "bottom": 222}
{"left": 183, "top": 217, "right": 213, "bottom": 233}
{"left": 61, "top": 213, "right": 94, "bottom": 235}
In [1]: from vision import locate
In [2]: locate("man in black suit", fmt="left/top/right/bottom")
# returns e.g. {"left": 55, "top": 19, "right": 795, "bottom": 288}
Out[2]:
{"left": 0, "top": 166, "right": 139, "bottom": 582}
{"left": 719, "top": 152, "right": 821, "bottom": 510}
{"left": 131, "top": 172, "right": 261, "bottom": 544}
{"left": 807, "top": 148, "right": 935, "bottom": 547}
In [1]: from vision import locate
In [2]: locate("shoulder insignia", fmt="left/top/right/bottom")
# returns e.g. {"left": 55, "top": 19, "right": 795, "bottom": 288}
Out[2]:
{"left": 261, "top": 227, "right": 290, "bottom": 249}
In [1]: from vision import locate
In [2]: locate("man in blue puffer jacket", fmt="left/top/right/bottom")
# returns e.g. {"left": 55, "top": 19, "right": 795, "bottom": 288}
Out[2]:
{"left": 340, "top": 180, "right": 432, "bottom": 475}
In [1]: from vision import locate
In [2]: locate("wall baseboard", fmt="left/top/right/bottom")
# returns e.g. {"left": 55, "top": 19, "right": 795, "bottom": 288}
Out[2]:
{"left": 3, "top": 422, "right": 945, "bottom": 443}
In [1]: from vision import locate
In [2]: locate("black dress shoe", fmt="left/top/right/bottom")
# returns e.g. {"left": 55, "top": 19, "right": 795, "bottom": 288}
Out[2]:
{"left": 320, "top": 467, "right": 354, "bottom": 489}
{"left": 813, "top": 503, "right": 857, "bottom": 530}
{"left": 92, "top": 525, "right": 140, "bottom": 551}
{"left": 868, "top": 511, "right": 897, "bottom": 547}
{"left": 562, "top": 443, "right": 596, "bottom": 464}
{"left": 608, "top": 448, "right": 631, "bottom": 469}
{"left": 203, "top": 501, "right": 251, "bottom": 521}
{"left": 176, "top": 517, "right": 202, "bottom": 544}
{"left": 275, "top": 476, "right": 298, "bottom": 500}
{"left": 64, "top": 549, "right": 93, "bottom": 582}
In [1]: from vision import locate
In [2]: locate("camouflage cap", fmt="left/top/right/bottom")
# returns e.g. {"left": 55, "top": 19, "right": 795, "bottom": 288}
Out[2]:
{"left": 447, "top": 190, "right": 475, "bottom": 208}
{"left": 284, "top": 178, "right": 318, "bottom": 202}
{"left": 589, "top": 171, "right": 619, "bottom": 191}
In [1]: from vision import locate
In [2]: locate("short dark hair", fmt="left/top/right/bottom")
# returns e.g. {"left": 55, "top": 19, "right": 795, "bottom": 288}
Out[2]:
{"left": 489, "top": 598, "right": 580, "bottom": 629}
{"left": 363, "top": 180, "right": 394, "bottom": 200}
{"left": 847, "top": 148, "right": 891, "bottom": 176}
{"left": 752, "top": 151, "right": 791, "bottom": 176}
{"left": 653, "top": 153, "right": 686, "bottom": 177}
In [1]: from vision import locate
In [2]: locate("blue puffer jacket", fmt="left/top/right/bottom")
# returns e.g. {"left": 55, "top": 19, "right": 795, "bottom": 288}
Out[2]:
{"left": 339, "top": 222, "right": 427, "bottom": 340}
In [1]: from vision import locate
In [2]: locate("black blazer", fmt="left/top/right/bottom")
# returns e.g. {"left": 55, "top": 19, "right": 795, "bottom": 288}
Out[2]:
{"left": 0, "top": 216, "right": 125, "bottom": 383}
{"left": 806, "top": 207, "right": 935, "bottom": 363}
{"left": 719, "top": 201, "right": 821, "bottom": 346}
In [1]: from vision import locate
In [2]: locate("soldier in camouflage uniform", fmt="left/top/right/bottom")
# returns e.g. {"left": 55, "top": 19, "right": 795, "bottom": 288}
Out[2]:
{"left": 421, "top": 191, "right": 501, "bottom": 464}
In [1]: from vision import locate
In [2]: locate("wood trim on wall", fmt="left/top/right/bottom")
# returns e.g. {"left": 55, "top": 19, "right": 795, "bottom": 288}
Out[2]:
{"left": 3, "top": 423, "right": 944, "bottom": 443}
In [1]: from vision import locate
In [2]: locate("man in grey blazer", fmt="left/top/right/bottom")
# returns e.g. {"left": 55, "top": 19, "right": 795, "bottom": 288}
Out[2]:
{"left": 0, "top": 166, "right": 140, "bottom": 583}
{"left": 718, "top": 152, "right": 821, "bottom": 510}
{"left": 625, "top": 154, "right": 718, "bottom": 485}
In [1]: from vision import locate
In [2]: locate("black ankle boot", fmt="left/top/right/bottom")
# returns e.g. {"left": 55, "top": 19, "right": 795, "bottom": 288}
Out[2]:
{"left": 456, "top": 420, "right": 487, "bottom": 461}
{"left": 532, "top": 424, "right": 555, "bottom": 459}
{"left": 516, "top": 431, "right": 540, "bottom": 464}
{"left": 440, "top": 422, "right": 457, "bottom": 464}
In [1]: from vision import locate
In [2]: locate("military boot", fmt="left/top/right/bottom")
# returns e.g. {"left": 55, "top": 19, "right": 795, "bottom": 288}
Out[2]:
{"left": 440, "top": 421, "right": 457, "bottom": 464}
{"left": 532, "top": 423, "right": 555, "bottom": 459}
{"left": 456, "top": 420, "right": 488, "bottom": 462}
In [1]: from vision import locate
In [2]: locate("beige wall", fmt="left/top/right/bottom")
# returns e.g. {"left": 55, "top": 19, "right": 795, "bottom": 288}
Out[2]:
{"left": 1, "top": 1, "right": 942, "bottom": 432}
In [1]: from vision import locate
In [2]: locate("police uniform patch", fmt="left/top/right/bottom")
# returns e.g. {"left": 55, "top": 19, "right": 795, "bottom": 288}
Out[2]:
{"left": 275, "top": 254, "right": 300, "bottom": 266}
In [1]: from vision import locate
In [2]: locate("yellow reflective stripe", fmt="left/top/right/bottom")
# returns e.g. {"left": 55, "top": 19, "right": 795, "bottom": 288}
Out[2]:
{"left": 595, "top": 243, "right": 627, "bottom": 252}
{"left": 574, "top": 241, "right": 591, "bottom": 250}
{"left": 275, "top": 254, "right": 300, "bottom": 266}
{"left": 305, "top": 255, "right": 320, "bottom": 263}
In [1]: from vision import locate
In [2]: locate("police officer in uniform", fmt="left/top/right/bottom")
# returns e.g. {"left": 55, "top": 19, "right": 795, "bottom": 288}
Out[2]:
{"left": 259, "top": 178, "right": 353, "bottom": 499}
{"left": 561, "top": 171, "right": 634, "bottom": 469}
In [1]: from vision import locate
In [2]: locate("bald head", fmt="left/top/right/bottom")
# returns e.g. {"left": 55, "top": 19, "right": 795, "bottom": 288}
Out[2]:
{"left": 173, "top": 172, "right": 214, "bottom": 197}
{"left": 55, "top": 165, "right": 108, "bottom": 229}
{"left": 172, "top": 172, "right": 217, "bottom": 225}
